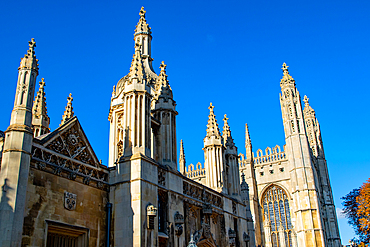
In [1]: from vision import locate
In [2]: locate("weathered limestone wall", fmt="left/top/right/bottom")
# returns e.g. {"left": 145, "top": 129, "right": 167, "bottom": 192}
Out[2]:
{"left": 22, "top": 167, "right": 108, "bottom": 247}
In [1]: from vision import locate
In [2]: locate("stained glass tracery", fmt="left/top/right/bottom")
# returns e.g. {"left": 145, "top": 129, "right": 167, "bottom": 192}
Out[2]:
{"left": 262, "top": 185, "right": 293, "bottom": 247}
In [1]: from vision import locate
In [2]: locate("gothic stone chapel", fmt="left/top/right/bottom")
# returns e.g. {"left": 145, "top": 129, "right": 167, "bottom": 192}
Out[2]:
{"left": 0, "top": 7, "right": 341, "bottom": 247}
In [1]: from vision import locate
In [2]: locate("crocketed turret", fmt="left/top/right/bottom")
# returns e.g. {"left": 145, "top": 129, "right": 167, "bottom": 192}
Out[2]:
{"left": 60, "top": 93, "right": 74, "bottom": 126}
{"left": 32, "top": 78, "right": 50, "bottom": 136}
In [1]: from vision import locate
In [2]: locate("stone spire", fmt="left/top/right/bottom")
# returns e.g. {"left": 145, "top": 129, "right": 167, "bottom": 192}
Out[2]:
{"left": 280, "top": 62, "right": 296, "bottom": 89}
{"left": 32, "top": 78, "right": 50, "bottom": 136}
{"left": 222, "top": 114, "right": 234, "bottom": 146}
{"left": 128, "top": 42, "right": 146, "bottom": 82}
{"left": 179, "top": 139, "right": 186, "bottom": 174}
{"left": 133, "top": 6, "right": 154, "bottom": 70}
{"left": 303, "top": 95, "right": 323, "bottom": 158}
{"left": 158, "top": 61, "right": 169, "bottom": 87}
{"left": 205, "top": 103, "right": 221, "bottom": 139}
{"left": 245, "top": 123, "right": 253, "bottom": 160}
{"left": 157, "top": 61, "right": 173, "bottom": 99}
{"left": 134, "top": 7, "right": 152, "bottom": 36}
{"left": 33, "top": 78, "right": 48, "bottom": 117}
{"left": 60, "top": 93, "right": 74, "bottom": 126}
{"left": 303, "top": 95, "right": 315, "bottom": 118}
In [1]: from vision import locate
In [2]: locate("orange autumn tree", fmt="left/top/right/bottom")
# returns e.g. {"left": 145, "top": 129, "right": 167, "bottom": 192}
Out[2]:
{"left": 357, "top": 178, "right": 370, "bottom": 239}
{"left": 342, "top": 178, "right": 370, "bottom": 245}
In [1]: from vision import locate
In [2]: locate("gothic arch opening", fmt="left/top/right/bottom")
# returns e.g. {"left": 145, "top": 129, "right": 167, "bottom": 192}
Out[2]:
{"left": 262, "top": 185, "right": 293, "bottom": 247}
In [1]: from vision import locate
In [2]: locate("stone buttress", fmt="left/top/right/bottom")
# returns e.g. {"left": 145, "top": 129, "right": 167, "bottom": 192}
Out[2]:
{"left": 0, "top": 39, "right": 39, "bottom": 247}
{"left": 303, "top": 96, "right": 341, "bottom": 247}
{"left": 240, "top": 123, "right": 263, "bottom": 246}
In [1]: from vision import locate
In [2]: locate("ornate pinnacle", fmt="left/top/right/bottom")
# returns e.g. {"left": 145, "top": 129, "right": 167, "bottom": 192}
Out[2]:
{"left": 134, "top": 6, "right": 151, "bottom": 36}
{"left": 19, "top": 38, "right": 39, "bottom": 71}
{"left": 222, "top": 114, "right": 231, "bottom": 136}
{"left": 32, "top": 78, "right": 49, "bottom": 119}
{"left": 245, "top": 123, "right": 251, "bottom": 147}
{"left": 29, "top": 38, "right": 36, "bottom": 53}
{"left": 60, "top": 93, "right": 74, "bottom": 126}
{"left": 303, "top": 95, "right": 315, "bottom": 118}
{"left": 280, "top": 62, "right": 295, "bottom": 88}
{"left": 206, "top": 103, "right": 221, "bottom": 138}
{"left": 223, "top": 114, "right": 235, "bottom": 146}
{"left": 180, "top": 139, "right": 185, "bottom": 159}
{"left": 179, "top": 139, "right": 186, "bottom": 169}
{"left": 129, "top": 41, "right": 145, "bottom": 80}
{"left": 159, "top": 61, "right": 168, "bottom": 86}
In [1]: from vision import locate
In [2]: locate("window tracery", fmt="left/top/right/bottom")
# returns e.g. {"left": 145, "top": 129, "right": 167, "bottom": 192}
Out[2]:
{"left": 262, "top": 185, "right": 293, "bottom": 247}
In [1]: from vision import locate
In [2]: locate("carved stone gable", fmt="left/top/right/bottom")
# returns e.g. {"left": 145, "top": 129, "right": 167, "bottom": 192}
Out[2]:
{"left": 43, "top": 117, "right": 100, "bottom": 167}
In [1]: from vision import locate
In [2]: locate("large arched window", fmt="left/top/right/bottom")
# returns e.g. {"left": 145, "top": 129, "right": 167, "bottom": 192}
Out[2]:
{"left": 262, "top": 185, "right": 293, "bottom": 247}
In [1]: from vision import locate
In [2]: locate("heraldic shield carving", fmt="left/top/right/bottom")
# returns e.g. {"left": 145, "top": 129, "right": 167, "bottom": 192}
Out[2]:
{"left": 64, "top": 191, "right": 77, "bottom": 210}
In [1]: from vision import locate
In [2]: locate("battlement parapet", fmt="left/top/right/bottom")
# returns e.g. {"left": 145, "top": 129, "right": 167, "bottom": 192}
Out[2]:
{"left": 185, "top": 162, "right": 206, "bottom": 179}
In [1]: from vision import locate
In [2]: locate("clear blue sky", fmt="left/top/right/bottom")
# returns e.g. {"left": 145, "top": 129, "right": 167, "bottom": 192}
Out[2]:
{"left": 1, "top": 0, "right": 369, "bottom": 243}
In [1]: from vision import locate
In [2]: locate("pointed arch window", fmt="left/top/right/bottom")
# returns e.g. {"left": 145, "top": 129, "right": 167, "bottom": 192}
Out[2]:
{"left": 262, "top": 185, "right": 293, "bottom": 247}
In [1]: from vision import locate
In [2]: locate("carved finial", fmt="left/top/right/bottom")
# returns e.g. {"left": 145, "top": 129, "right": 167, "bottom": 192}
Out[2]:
{"left": 160, "top": 61, "right": 167, "bottom": 73}
{"left": 241, "top": 172, "right": 246, "bottom": 182}
{"left": 139, "top": 6, "right": 146, "bottom": 17}
{"left": 40, "top": 78, "right": 45, "bottom": 88}
{"left": 208, "top": 102, "right": 214, "bottom": 112}
{"left": 60, "top": 93, "right": 74, "bottom": 126}
{"left": 282, "top": 62, "right": 289, "bottom": 74}
{"left": 303, "top": 95, "right": 309, "bottom": 106}
{"left": 223, "top": 114, "right": 229, "bottom": 122}
{"left": 29, "top": 38, "right": 36, "bottom": 51}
